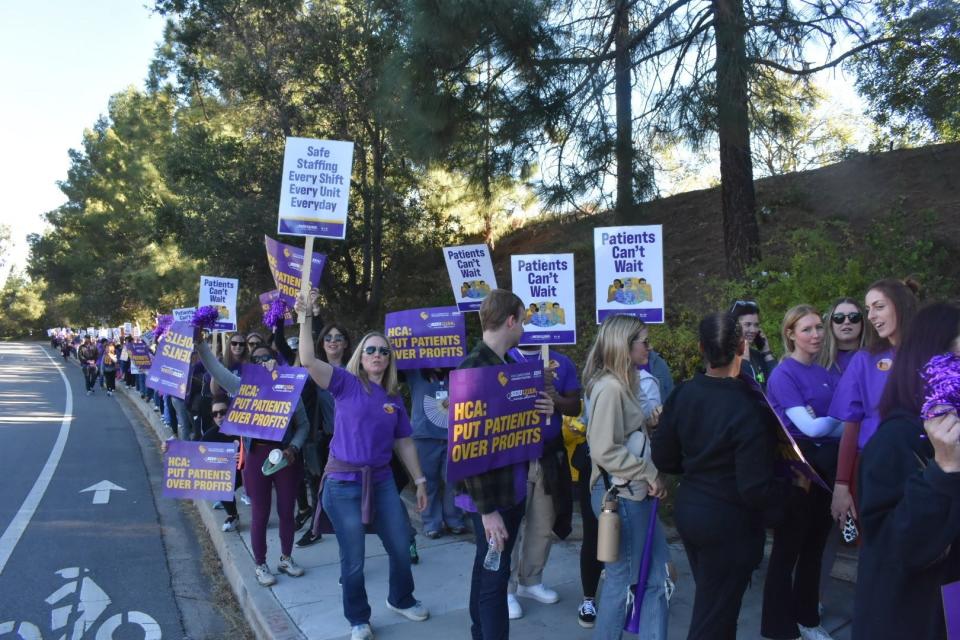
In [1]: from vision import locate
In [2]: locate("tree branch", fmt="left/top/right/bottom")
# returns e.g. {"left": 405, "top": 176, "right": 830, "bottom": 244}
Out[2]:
{"left": 748, "top": 37, "right": 896, "bottom": 76}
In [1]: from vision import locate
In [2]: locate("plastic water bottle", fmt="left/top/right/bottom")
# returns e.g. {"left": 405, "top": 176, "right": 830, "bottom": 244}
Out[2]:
{"left": 482, "top": 538, "right": 501, "bottom": 571}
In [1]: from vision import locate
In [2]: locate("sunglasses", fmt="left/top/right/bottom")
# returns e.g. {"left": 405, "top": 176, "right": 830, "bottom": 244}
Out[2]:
{"left": 211, "top": 409, "right": 228, "bottom": 418}
{"left": 632, "top": 335, "right": 650, "bottom": 347}
{"left": 832, "top": 312, "right": 863, "bottom": 325}
{"left": 363, "top": 346, "right": 391, "bottom": 357}
{"left": 324, "top": 334, "right": 345, "bottom": 343}
{"left": 730, "top": 300, "right": 759, "bottom": 314}
{"left": 247, "top": 340, "right": 263, "bottom": 347}
{"left": 250, "top": 354, "right": 275, "bottom": 364}
{"left": 230, "top": 341, "right": 247, "bottom": 348}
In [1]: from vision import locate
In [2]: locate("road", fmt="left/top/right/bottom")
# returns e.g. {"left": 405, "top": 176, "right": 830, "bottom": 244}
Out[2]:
{"left": 0, "top": 342, "right": 240, "bottom": 640}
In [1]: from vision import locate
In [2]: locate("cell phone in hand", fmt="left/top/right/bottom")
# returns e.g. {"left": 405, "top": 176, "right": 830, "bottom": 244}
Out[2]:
{"left": 754, "top": 333, "right": 766, "bottom": 351}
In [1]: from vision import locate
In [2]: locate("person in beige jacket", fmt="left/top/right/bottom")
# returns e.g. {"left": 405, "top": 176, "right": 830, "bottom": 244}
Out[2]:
{"left": 584, "top": 314, "right": 670, "bottom": 640}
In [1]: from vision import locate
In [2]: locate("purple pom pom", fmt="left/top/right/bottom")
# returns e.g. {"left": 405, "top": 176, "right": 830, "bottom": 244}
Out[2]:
{"left": 154, "top": 315, "right": 173, "bottom": 338}
{"left": 192, "top": 305, "right": 221, "bottom": 329}
{"left": 921, "top": 353, "right": 960, "bottom": 418}
{"left": 263, "top": 298, "right": 288, "bottom": 328}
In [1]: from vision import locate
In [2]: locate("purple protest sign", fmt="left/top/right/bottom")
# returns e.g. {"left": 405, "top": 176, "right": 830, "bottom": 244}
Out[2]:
{"left": 219, "top": 364, "right": 309, "bottom": 442}
{"left": 162, "top": 440, "right": 237, "bottom": 501}
{"left": 259, "top": 290, "right": 295, "bottom": 326}
{"left": 129, "top": 342, "right": 153, "bottom": 371}
{"left": 146, "top": 321, "right": 195, "bottom": 399}
{"left": 447, "top": 361, "right": 546, "bottom": 483}
{"left": 945, "top": 581, "right": 960, "bottom": 640}
{"left": 264, "top": 235, "right": 327, "bottom": 308}
{"left": 385, "top": 307, "right": 467, "bottom": 370}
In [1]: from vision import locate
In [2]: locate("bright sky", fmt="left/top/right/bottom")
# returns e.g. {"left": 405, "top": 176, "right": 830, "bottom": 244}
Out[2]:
{"left": 0, "top": 2, "right": 165, "bottom": 282}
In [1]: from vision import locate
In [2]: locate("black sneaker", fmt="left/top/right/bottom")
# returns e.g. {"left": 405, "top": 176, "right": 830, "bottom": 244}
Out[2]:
{"left": 296, "top": 530, "right": 322, "bottom": 548}
{"left": 409, "top": 541, "right": 419, "bottom": 565}
{"left": 578, "top": 598, "right": 597, "bottom": 628}
{"left": 295, "top": 508, "right": 313, "bottom": 531}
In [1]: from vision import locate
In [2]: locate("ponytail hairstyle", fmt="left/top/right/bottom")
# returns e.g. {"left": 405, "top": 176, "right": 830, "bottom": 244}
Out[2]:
{"left": 863, "top": 278, "right": 920, "bottom": 353}
{"left": 780, "top": 304, "right": 821, "bottom": 357}
{"left": 699, "top": 312, "right": 743, "bottom": 368}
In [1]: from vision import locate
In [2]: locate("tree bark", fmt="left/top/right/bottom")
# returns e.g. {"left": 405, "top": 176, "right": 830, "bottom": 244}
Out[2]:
{"left": 713, "top": 0, "right": 761, "bottom": 276}
{"left": 614, "top": 0, "right": 633, "bottom": 224}
{"left": 368, "top": 124, "right": 385, "bottom": 321}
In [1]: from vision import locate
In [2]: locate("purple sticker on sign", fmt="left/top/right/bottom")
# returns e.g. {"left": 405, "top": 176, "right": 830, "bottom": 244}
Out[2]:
{"left": 447, "top": 361, "right": 546, "bottom": 483}
{"left": 385, "top": 307, "right": 467, "bottom": 370}
{"left": 219, "top": 364, "right": 309, "bottom": 442}
{"left": 163, "top": 440, "right": 237, "bottom": 501}
{"left": 146, "top": 322, "right": 195, "bottom": 400}
{"left": 129, "top": 342, "right": 153, "bottom": 371}
{"left": 264, "top": 235, "right": 327, "bottom": 309}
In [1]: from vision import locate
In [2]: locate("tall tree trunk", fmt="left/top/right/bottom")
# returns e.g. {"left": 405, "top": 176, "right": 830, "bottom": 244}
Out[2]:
{"left": 614, "top": 0, "right": 633, "bottom": 224}
{"left": 713, "top": 0, "right": 760, "bottom": 277}
{"left": 368, "top": 125, "right": 385, "bottom": 321}
{"left": 482, "top": 52, "right": 496, "bottom": 249}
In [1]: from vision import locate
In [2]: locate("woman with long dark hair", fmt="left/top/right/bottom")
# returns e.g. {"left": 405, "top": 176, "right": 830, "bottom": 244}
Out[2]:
{"left": 854, "top": 302, "right": 960, "bottom": 639}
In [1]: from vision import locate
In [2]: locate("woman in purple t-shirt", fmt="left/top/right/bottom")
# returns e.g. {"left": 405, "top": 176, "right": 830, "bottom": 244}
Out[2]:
{"left": 819, "top": 297, "right": 865, "bottom": 377}
{"left": 296, "top": 294, "right": 429, "bottom": 640}
{"left": 762, "top": 305, "right": 841, "bottom": 640}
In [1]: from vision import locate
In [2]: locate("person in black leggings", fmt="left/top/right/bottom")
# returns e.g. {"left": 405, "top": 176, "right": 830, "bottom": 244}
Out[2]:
{"left": 572, "top": 441, "right": 601, "bottom": 628}
{"left": 202, "top": 396, "right": 243, "bottom": 532}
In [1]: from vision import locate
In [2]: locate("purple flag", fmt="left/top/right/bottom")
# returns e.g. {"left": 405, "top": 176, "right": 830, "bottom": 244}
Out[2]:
{"left": 945, "top": 580, "right": 960, "bottom": 640}
{"left": 146, "top": 322, "right": 195, "bottom": 399}
{"left": 264, "top": 235, "right": 327, "bottom": 308}
{"left": 385, "top": 307, "right": 467, "bottom": 370}
{"left": 129, "top": 342, "right": 153, "bottom": 371}
{"left": 259, "top": 290, "right": 295, "bottom": 326}
{"left": 162, "top": 440, "right": 237, "bottom": 501}
{"left": 219, "top": 364, "right": 309, "bottom": 442}
{"left": 447, "top": 361, "right": 546, "bottom": 483}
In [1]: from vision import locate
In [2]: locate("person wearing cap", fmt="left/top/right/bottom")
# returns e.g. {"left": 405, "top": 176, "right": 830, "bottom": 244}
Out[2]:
{"left": 730, "top": 300, "right": 777, "bottom": 390}
{"left": 296, "top": 292, "right": 429, "bottom": 640}
{"left": 197, "top": 338, "right": 309, "bottom": 587}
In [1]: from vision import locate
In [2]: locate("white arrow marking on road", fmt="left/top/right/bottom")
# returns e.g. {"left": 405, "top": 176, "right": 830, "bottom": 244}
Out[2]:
{"left": 80, "top": 481, "right": 126, "bottom": 505}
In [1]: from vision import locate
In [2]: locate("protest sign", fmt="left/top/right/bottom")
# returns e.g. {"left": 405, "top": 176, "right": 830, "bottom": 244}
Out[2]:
{"left": 219, "top": 364, "right": 309, "bottom": 442}
{"left": 162, "top": 440, "right": 237, "bottom": 501}
{"left": 123, "top": 322, "right": 132, "bottom": 334}
{"left": 264, "top": 235, "right": 327, "bottom": 308}
{"left": 943, "top": 580, "right": 960, "bottom": 639}
{"left": 98, "top": 328, "right": 109, "bottom": 339}
{"left": 277, "top": 137, "right": 354, "bottom": 239}
{"left": 443, "top": 244, "right": 498, "bottom": 312}
{"left": 198, "top": 276, "right": 239, "bottom": 331}
{"left": 129, "top": 342, "right": 153, "bottom": 370}
{"left": 385, "top": 307, "right": 466, "bottom": 370}
{"left": 594, "top": 225, "right": 664, "bottom": 323}
{"left": 259, "top": 290, "right": 295, "bottom": 326}
{"left": 447, "top": 361, "right": 545, "bottom": 483}
{"left": 511, "top": 253, "right": 576, "bottom": 345}
{"left": 146, "top": 321, "right": 195, "bottom": 399}
{"left": 172, "top": 307, "right": 195, "bottom": 323}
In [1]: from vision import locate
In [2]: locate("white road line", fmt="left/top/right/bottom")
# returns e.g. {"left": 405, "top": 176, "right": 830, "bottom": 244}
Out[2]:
{"left": 0, "top": 345, "right": 73, "bottom": 575}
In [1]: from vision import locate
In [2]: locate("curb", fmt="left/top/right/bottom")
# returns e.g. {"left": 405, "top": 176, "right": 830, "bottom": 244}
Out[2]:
{"left": 114, "top": 377, "right": 305, "bottom": 640}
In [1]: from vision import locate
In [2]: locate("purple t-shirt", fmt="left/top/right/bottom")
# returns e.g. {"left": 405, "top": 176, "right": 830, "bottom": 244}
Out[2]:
{"left": 834, "top": 349, "right": 856, "bottom": 376}
{"left": 767, "top": 357, "right": 838, "bottom": 442}
{"left": 508, "top": 348, "right": 580, "bottom": 442}
{"left": 327, "top": 367, "right": 412, "bottom": 483}
{"left": 828, "top": 348, "right": 895, "bottom": 449}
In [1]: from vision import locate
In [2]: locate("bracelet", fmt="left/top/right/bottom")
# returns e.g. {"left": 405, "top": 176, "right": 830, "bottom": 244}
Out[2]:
{"left": 414, "top": 477, "right": 427, "bottom": 486}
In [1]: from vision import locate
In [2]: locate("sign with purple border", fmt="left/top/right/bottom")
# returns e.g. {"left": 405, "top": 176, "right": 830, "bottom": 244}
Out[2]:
{"left": 594, "top": 225, "right": 664, "bottom": 324}
{"left": 264, "top": 235, "right": 327, "bottom": 308}
{"left": 219, "top": 364, "right": 309, "bottom": 442}
{"left": 385, "top": 307, "right": 467, "bottom": 370}
{"left": 944, "top": 580, "right": 960, "bottom": 639}
{"left": 146, "top": 321, "right": 195, "bottom": 399}
{"left": 198, "top": 275, "right": 238, "bottom": 331}
{"left": 129, "top": 342, "right": 153, "bottom": 371}
{"left": 447, "top": 361, "right": 545, "bottom": 483}
{"left": 163, "top": 440, "right": 237, "bottom": 501}
{"left": 277, "top": 137, "right": 354, "bottom": 239}
{"left": 443, "top": 244, "right": 498, "bottom": 312}
{"left": 511, "top": 253, "right": 577, "bottom": 346}
{"left": 259, "top": 290, "right": 295, "bottom": 327}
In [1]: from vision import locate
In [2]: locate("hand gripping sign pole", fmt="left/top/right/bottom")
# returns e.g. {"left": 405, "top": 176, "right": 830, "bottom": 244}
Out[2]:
{"left": 298, "top": 238, "right": 315, "bottom": 325}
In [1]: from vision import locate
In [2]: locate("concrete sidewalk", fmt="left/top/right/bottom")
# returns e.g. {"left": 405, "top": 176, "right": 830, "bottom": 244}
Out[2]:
{"left": 118, "top": 378, "right": 855, "bottom": 640}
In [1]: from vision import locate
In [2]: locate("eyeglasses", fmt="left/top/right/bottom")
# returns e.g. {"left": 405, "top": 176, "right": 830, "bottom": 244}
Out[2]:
{"left": 247, "top": 340, "right": 263, "bottom": 348}
{"left": 632, "top": 335, "right": 650, "bottom": 347}
{"left": 363, "top": 346, "right": 391, "bottom": 357}
{"left": 832, "top": 312, "right": 862, "bottom": 325}
{"left": 211, "top": 409, "right": 228, "bottom": 418}
{"left": 250, "top": 354, "right": 275, "bottom": 364}
{"left": 324, "top": 334, "right": 345, "bottom": 343}
{"left": 730, "top": 300, "right": 759, "bottom": 314}
{"left": 230, "top": 341, "right": 246, "bottom": 348}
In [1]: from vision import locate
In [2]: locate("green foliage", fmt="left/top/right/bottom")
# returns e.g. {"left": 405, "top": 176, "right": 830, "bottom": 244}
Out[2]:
{"left": 0, "top": 272, "right": 46, "bottom": 339}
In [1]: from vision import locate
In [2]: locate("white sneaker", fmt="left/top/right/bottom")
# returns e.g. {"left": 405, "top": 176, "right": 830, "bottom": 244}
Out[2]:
{"left": 385, "top": 599, "right": 429, "bottom": 621}
{"left": 351, "top": 623, "right": 374, "bottom": 640}
{"left": 255, "top": 563, "right": 276, "bottom": 587}
{"left": 278, "top": 555, "right": 304, "bottom": 577}
{"left": 516, "top": 583, "right": 559, "bottom": 604}
{"left": 221, "top": 516, "right": 238, "bottom": 532}
{"left": 799, "top": 624, "right": 835, "bottom": 640}
{"left": 507, "top": 593, "right": 523, "bottom": 619}
{"left": 239, "top": 493, "right": 251, "bottom": 506}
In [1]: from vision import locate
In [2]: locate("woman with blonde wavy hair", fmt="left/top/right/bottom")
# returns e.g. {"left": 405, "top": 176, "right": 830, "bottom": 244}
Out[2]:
{"left": 583, "top": 314, "right": 669, "bottom": 640}
{"left": 818, "top": 297, "right": 865, "bottom": 377}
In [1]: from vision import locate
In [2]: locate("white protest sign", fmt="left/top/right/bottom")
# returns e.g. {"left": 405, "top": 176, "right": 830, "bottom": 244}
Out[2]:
{"left": 278, "top": 137, "right": 354, "bottom": 239}
{"left": 443, "top": 244, "right": 498, "bottom": 312}
{"left": 594, "top": 225, "right": 664, "bottom": 324}
{"left": 86, "top": 327, "right": 95, "bottom": 336}
{"left": 198, "top": 276, "right": 239, "bottom": 331}
{"left": 172, "top": 307, "right": 196, "bottom": 323}
{"left": 511, "top": 254, "right": 576, "bottom": 346}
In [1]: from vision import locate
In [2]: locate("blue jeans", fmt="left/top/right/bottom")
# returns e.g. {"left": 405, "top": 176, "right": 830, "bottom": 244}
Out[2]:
{"left": 591, "top": 485, "right": 670, "bottom": 640}
{"left": 414, "top": 438, "right": 464, "bottom": 532}
{"left": 468, "top": 501, "right": 525, "bottom": 640}
{"left": 170, "top": 396, "right": 196, "bottom": 441}
{"left": 322, "top": 477, "right": 417, "bottom": 626}
{"left": 136, "top": 373, "right": 147, "bottom": 396}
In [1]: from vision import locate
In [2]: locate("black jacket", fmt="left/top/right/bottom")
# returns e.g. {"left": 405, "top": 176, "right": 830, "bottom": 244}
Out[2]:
{"left": 854, "top": 410, "right": 960, "bottom": 640}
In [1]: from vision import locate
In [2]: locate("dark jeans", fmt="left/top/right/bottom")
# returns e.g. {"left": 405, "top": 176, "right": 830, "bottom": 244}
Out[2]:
{"left": 82, "top": 365, "right": 98, "bottom": 391}
{"left": 675, "top": 490, "right": 765, "bottom": 640}
{"left": 468, "top": 501, "right": 526, "bottom": 640}
{"left": 575, "top": 448, "right": 602, "bottom": 598}
{"left": 103, "top": 369, "right": 116, "bottom": 392}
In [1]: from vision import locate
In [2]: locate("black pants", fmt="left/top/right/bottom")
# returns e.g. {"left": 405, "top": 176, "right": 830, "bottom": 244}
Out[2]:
{"left": 82, "top": 365, "right": 98, "bottom": 391}
{"left": 675, "top": 490, "right": 765, "bottom": 640}
{"left": 574, "top": 445, "right": 602, "bottom": 598}
{"left": 469, "top": 501, "right": 525, "bottom": 640}
{"left": 103, "top": 369, "right": 116, "bottom": 392}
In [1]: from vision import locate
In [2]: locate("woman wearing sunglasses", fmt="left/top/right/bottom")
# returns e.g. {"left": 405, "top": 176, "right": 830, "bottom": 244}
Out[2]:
{"left": 199, "top": 395, "right": 244, "bottom": 533}
{"left": 819, "top": 298, "right": 865, "bottom": 377}
{"left": 296, "top": 294, "right": 429, "bottom": 640}
{"left": 197, "top": 339, "right": 311, "bottom": 588}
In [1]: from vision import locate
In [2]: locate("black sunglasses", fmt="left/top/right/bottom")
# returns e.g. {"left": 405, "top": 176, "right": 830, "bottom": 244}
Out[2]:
{"left": 832, "top": 312, "right": 862, "bottom": 325}
{"left": 211, "top": 409, "right": 228, "bottom": 418}
{"left": 247, "top": 340, "right": 264, "bottom": 347}
{"left": 230, "top": 341, "right": 247, "bottom": 347}
{"left": 363, "top": 346, "right": 391, "bottom": 357}
{"left": 324, "top": 334, "right": 345, "bottom": 343}
{"left": 250, "top": 354, "right": 275, "bottom": 364}
{"left": 730, "top": 300, "right": 759, "bottom": 314}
